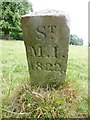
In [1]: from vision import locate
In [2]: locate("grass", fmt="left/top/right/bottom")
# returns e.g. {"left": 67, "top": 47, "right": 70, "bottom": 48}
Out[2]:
{"left": 1, "top": 40, "right": 88, "bottom": 118}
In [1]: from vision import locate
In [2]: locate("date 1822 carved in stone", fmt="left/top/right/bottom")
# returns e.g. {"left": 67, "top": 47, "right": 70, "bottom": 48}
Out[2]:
{"left": 21, "top": 9, "right": 70, "bottom": 88}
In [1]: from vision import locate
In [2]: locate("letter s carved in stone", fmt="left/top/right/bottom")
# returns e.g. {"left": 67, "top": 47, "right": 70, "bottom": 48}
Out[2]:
{"left": 36, "top": 26, "right": 46, "bottom": 40}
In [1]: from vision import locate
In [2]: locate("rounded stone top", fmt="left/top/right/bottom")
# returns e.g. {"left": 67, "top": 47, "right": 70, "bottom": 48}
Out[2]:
{"left": 22, "top": 9, "right": 70, "bottom": 27}
{"left": 22, "top": 9, "right": 68, "bottom": 17}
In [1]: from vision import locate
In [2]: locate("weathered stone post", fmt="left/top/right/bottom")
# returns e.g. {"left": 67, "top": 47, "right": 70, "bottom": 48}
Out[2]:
{"left": 21, "top": 10, "right": 70, "bottom": 88}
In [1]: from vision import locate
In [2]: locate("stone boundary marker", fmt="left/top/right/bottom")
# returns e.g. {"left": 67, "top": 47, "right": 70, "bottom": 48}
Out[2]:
{"left": 21, "top": 9, "right": 70, "bottom": 88}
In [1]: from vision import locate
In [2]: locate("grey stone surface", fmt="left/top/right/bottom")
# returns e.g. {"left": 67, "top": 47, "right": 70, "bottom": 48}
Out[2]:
{"left": 21, "top": 9, "right": 70, "bottom": 88}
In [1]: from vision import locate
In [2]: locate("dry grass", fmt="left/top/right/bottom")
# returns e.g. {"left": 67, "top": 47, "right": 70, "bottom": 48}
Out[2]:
{"left": 2, "top": 81, "right": 88, "bottom": 118}
{"left": 1, "top": 40, "right": 88, "bottom": 118}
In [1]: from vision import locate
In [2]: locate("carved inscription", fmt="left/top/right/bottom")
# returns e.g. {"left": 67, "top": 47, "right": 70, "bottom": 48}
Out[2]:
{"left": 36, "top": 25, "right": 56, "bottom": 40}
{"left": 29, "top": 45, "right": 58, "bottom": 58}
{"left": 21, "top": 10, "right": 70, "bottom": 87}
{"left": 29, "top": 44, "right": 63, "bottom": 72}
{"left": 54, "top": 44, "right": 58, "bottom": 58}
{"left": 36, "top": 62, "right": 43, "bottom": 70}
{"left": 36, "top": 26, "right": 46, "bottom": 39}
{"left": 30, "top": 46, "right": 43, "bottom": 57}
{"left": 30, "top": 61, "right": 64, "bottom": 73}
{"left": 29, "top": 25, "right": 63, "bottom": 72}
